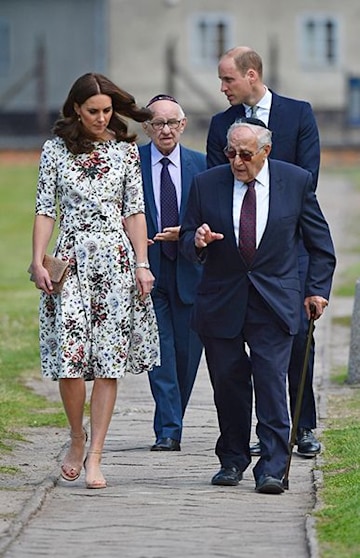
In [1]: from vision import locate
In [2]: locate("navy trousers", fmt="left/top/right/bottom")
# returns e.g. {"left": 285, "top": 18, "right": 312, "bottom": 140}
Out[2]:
{"left": 148, "top": 257, "right": 203, "bottom": 442}
{"left": 201, "top": 286, "right": 292, "bottom": 482}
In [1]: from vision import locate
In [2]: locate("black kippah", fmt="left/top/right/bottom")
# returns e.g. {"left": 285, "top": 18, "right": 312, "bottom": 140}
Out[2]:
{"left": 238, "top": 117, "right": 268, "bottom": 129}
{"left": 146, "top": 94, "right": 179, "bottom": 107}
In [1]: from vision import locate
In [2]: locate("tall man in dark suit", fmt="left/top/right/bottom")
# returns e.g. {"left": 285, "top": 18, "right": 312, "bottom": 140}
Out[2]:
{"left": 139, "top": 95, "right": 206, "bottom": 451}
{"left": 207, "top": 46, "right": 322, "bottom": 457}
{"left": 180, "top": 119, "right": 335, "bottom": 493}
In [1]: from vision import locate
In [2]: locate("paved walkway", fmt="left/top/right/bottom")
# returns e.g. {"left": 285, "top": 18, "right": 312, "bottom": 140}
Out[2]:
{"left": 2, "top": 356, "right": 321, "bottom": 558}
{"left": 1, "top": 170, "right": 354, "bottom": 558}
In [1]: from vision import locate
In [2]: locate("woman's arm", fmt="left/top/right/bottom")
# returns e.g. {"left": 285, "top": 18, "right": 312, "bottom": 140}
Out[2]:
{"left": 31, "top": 214, "right": 56, "bottom": 294}
{"left": 125, "top": 212, "right": 155, "bottom": 300}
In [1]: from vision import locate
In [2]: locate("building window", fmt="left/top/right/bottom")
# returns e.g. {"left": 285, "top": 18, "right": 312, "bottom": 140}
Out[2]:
{"left": 190, "top": 13, "right": 233, "bottom": 67}
{"left": 0, "top": 19, "right": 10, "bottom": 76}
{"left": 299, "top": 14, "right": 340, "bottom": 68}
{"left": 348, "top": 77, "right": 360, "bottom": 126}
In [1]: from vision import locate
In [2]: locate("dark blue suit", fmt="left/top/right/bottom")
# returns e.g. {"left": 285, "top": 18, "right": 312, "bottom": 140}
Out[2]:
{"left": 206, "top": 92, "right": 320, "bottom": 184}
{"left": 206, "top": 92, "right": 321, "bottom": 432}
{"left": 139, "top": 143, "right": 206, "bottom": 442}
{"left": 179, "top": 160, "right": 335, "bottom": 481}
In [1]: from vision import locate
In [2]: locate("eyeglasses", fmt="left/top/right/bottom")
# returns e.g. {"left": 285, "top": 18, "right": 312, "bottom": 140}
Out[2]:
{"left": 147, "top": 119, "right": 183, "bottom": 131}
{"left": 223, "top": 146, "right": 265, "bottom": 161}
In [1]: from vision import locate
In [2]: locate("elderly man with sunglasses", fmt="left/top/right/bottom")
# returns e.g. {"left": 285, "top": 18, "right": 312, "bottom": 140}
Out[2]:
{"left": 180, "top": 118, "right": 335, "bottom": 494}
{"left": 139, "top": 95, "right": 206, "bottom": 451}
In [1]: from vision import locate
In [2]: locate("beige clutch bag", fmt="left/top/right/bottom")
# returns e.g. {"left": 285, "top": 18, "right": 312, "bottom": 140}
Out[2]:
{"left": 28, "top": 254, "right": 69, "bottom": 294}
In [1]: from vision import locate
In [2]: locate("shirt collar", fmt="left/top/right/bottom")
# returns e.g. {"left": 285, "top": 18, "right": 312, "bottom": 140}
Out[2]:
{"left": 243, "top": 86, "right": 272, "bottom": 113}
{"left": 235, "top": 159, "right": 269, "bottom": 189}
{"left": 151, "top": 143, "right": 180, "bottom": 167}
{"left": 254, "top": 158, "right": 269, "bottom": 187}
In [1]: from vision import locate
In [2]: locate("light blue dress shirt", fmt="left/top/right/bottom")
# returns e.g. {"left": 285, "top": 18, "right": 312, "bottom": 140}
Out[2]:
{"left": 150, "top": 143, "right": 181, "bottom": 232}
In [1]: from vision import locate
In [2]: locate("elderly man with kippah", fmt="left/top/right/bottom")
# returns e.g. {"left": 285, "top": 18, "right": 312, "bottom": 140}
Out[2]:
{"left": 139, "top": 94, "right": 207, "bottom": 451}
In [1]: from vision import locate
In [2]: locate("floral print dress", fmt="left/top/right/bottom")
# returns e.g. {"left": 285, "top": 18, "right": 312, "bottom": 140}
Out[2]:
{"left": 35, "top": 137, "right": 160, "bottom": 380}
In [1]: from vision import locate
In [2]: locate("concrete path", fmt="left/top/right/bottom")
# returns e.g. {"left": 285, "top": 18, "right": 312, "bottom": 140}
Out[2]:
{"left": 1, "top": 169, "right": 354, "bottom": 558}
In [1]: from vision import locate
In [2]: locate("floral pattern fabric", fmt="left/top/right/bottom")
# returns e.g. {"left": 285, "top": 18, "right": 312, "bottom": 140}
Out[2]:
{"left": 35, "top": 137, "right": 160, "bottom": 380}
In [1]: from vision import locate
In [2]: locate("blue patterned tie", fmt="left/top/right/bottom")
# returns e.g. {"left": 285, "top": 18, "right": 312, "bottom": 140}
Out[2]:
{"left": 239, "top": 180, "right": 256, "bottom": 265}
{"left": 160, "top": 157, "right": 178, "bottom": 260}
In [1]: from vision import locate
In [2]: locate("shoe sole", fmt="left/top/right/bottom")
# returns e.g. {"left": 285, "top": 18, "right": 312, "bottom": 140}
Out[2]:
{"left": 211, "top": 479, "right": 240, "bottom": 486}
{"left": 256, "top": 484, "right": 284, "bottom": 494}
{"left": 296, "top": 450, "right": 320, "bottom": 458}
{"left": 60, "top": 470, "right": 80, "bottom": 482}
{"left": 86, "top": 481, "right": 107, "bottom": 489}
{"left": 150, "top": 447, "right": 181, "bottom": 451}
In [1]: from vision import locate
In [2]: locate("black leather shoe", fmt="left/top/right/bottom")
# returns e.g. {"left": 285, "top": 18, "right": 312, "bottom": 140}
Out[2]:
{"left": 211, "top": 467, "right": 243, "bottom": 486}
{"left": 250, "top": 440, "right": 261, "bottom": 457}
{"left": 296, "top": 428, "right": 321, "bottom": 457}
{"left": 255, "top": 475, "right": 284, "bottom": 494}
{"left": 150, "top": 438, "right": 181, "bottom": 451}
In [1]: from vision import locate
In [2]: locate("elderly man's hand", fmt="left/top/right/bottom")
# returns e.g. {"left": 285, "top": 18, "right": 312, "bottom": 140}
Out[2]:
{"left": 153, "top": 226, "right": 181, "bottom": 243}
{"left": 195, "top": 223, "right": 224, "bottom": 248}
{"left": 304, "top": 296, "right": 329, "bottom": 320}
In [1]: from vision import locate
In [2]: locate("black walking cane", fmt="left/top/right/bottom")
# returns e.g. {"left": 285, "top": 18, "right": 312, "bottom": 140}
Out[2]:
{"left": 283, "top": 304, "right": 316, "bottom": 490}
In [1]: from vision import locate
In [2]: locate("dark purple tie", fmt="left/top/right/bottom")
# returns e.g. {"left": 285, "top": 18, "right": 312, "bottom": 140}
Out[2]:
{"left": 160, "top": 157, "right": 178, "bottom": 260}
{"left": 239, "top": 179, "right": 256, "bottom": 265}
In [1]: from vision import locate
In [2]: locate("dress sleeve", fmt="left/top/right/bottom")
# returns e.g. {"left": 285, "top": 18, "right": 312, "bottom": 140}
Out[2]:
{"left": 35, "top": 139, "right": 59, "bottom": 219}
{"left": 121, "top": 142, "right": 146, "bottom": 219}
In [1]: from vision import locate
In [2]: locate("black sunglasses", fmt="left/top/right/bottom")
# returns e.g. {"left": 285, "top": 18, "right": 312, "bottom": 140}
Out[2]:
{"left": 223, "top": 146, "right": 265, "bottom": 162}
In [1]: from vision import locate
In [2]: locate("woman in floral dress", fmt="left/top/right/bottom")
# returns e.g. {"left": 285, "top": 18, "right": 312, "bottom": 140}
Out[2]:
{"left": 30, "top": 73, "right": 160, "bottom": 489}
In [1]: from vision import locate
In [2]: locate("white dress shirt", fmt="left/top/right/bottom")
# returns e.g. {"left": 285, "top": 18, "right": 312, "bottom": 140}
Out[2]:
{"left": 243, "top": 87, "right": 272, "bottom": 127}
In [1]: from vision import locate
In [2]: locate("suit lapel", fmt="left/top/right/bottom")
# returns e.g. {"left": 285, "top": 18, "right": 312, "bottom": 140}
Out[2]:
{"left": 179, "top": 146, "right": 192, "bottom": 220}
{"left": 140, "top": 144, "right": 158, "bottom": 232}
{"left": 268, "top": 91, "right": 282, "bottom": 132}
{"left": 256, "top": 160, "right": 285, "bottom": 256}
{"left": 217, "top": 166, "right": 238, "bottom": 246}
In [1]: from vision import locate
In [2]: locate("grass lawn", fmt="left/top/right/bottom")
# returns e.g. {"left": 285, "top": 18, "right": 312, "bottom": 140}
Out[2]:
{"left": 0, "top": 162, "right": 66, "bottom": 459}
{"left": 315, "top": 164, "right": 360, "bottom": 558}
{"left": 316, "top": 378, "right": 360, "bottom": 558}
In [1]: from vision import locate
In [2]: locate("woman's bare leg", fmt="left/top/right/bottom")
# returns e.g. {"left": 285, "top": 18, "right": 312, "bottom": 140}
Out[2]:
{"left": 84, "top": 378, "right": 117, "bottom": 488}
{"left": 59, "top": 378, "right": 87, "bottom": 480}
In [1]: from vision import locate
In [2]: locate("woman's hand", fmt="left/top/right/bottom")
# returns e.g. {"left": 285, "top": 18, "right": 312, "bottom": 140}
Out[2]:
{"left": 30, "top": 263, "right": 54, "bottom": 295}
{"left": 135, "top": 267, "right": 155, "bottom": 300}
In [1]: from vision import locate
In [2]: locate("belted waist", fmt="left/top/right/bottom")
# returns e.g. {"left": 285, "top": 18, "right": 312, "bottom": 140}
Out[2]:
{"left": 60, "top": 217, "right": 123, "bottom": 234}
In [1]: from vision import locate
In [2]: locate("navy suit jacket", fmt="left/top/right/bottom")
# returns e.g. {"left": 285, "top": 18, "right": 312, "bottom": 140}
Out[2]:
{"left": 139, "top": 143, "right": 206, "bottom": 305}
{"left": 206, "top": 91, "right": 320, "bottom": 189}
{"left": 179, "top": 160, "right": 336, "bottom": 338}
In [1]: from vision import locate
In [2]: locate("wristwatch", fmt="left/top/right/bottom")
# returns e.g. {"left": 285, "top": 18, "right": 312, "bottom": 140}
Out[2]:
{"left": 136, "top": 262, "right": 150, "bottom": 269}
